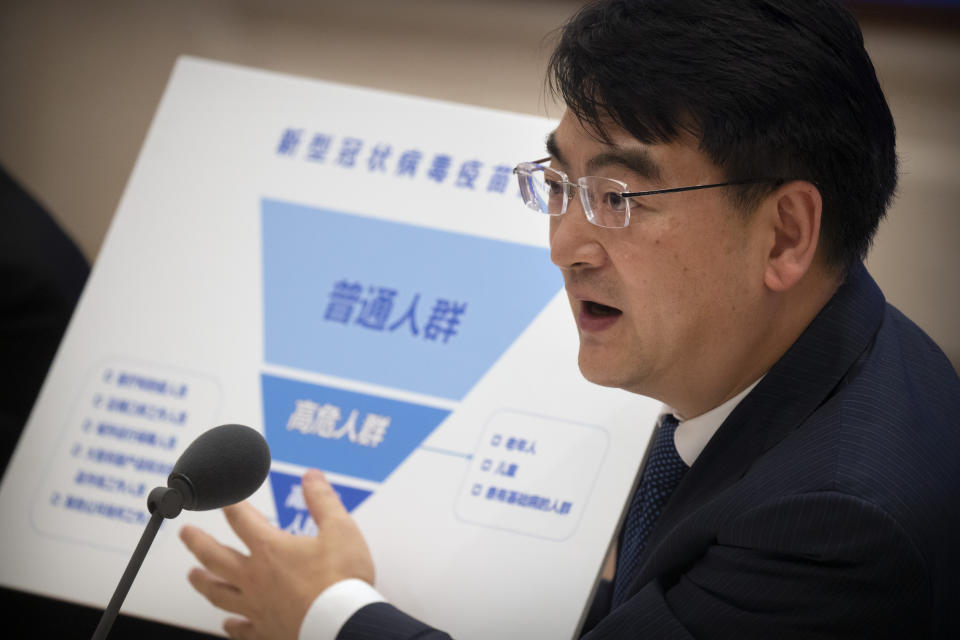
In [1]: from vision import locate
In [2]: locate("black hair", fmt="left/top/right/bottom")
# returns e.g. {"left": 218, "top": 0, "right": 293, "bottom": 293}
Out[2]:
{"left": 548, "top": 0, "right": 897, "bottom": 271}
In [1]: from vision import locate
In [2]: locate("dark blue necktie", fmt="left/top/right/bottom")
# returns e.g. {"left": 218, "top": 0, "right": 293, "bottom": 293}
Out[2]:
{"left": 611, "top": 413, "right": 688, "bottom": 607}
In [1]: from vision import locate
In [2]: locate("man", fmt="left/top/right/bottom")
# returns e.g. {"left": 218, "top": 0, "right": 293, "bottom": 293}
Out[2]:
{"left": 180, "top": 1, "right": 960, "bottom": 638}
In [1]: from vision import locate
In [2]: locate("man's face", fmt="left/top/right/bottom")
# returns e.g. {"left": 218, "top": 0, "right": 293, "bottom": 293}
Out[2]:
{"left": 548, "top": 112, "right": 770, "bottom": 414}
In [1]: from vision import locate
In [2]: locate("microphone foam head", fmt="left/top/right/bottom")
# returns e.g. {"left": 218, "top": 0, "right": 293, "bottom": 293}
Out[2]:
{"left": 168, "top": 424, "right": 271, "bottom": 511}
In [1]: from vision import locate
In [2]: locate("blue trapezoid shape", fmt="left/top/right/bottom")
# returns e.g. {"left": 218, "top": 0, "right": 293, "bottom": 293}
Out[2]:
{"left": 261, "top": 374, "right": 451, "bottom": 483}
{"left": 261, "top": 199, "right": 561, "bottom": 401}
{"left": 269, "top": 469, "right": 373, "bottom": 534}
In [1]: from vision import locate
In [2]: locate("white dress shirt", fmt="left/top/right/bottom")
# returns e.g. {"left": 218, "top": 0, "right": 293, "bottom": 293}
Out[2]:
{"left": 299, "top": 379, "right": 761, "bottom": 639}
{"left": 671, "top": 379, "right": 760, "bottom": 466}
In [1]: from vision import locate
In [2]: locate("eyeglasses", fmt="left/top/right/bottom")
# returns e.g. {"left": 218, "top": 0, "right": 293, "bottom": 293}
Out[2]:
{"left": 513, "top": 157, "right": 774, "bottom": 229}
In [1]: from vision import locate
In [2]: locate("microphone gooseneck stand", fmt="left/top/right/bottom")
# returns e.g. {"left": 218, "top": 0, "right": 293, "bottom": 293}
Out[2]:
{"left": 90, "top": 486, "right": 184, "bottom": 640}
{"left": 88, "top": 423, "right": 271, "bottom": 640}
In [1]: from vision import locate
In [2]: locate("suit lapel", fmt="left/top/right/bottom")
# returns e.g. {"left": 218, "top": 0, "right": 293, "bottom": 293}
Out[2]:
{"left": 629, "top": 264, "right": 887, "bottom": 592}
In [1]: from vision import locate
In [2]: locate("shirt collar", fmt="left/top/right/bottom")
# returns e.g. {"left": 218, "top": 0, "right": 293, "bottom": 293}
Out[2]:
{"left": 660, "top": 378, "right": 763, "bottom": 467}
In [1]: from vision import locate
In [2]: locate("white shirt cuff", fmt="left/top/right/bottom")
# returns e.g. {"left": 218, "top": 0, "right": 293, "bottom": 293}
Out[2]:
{"left": 299, "top": 578, "right": 386, "bottom": 640}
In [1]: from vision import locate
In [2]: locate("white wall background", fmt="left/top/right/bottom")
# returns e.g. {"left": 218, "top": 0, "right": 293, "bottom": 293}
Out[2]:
{"left": 1, "top": 0, "right": 957, "bottom": 370}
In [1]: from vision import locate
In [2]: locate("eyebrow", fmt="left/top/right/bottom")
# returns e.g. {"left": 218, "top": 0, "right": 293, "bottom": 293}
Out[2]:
{"left": 544, "top": 130, "right": 663, "bottom": 182}
{"left": 545, "top": 131, "right": 566, "bottom": 166}
{"left": 587, "top": 148, "right": 662, "bottom": 182}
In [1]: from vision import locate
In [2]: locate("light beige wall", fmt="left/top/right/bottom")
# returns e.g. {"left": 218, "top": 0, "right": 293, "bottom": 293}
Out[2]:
{"left": 1, "top": 0, "right": 957, "bottom": 370}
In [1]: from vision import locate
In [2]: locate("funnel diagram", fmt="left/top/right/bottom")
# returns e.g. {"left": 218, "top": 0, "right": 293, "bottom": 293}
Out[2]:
{"left": 259, "top": 200, "right": 561, "bottom": 528}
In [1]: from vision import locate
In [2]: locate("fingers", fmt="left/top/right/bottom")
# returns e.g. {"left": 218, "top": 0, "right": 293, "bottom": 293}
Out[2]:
{"left": 180, "top": 524, "right": 247, "bottom": 580}
{"left": 223, "top": 501, "right": 274, "bottom": 549}
{"left": 302, "top": 468, "right": 348, "bottom": 526}
{"left": 187, "top": 567, "right": 246, "bottom": 615}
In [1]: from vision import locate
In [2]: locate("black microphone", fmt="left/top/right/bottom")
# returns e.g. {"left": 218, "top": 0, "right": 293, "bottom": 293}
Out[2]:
{"left": 91, "top": 424, "right": 271, "bottom": 640}
{"left": 165, "top": 423, "right": 272, "bottom": 512}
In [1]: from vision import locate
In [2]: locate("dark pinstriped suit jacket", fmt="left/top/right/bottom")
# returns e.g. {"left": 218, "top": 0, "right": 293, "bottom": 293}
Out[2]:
{"left": 338, "top": 265, "right": 960, "bottom": 639}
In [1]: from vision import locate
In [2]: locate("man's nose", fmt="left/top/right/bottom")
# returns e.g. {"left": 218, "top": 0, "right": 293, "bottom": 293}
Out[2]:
{"left": 549, "top": 192, "right": 605, "bottom": 270}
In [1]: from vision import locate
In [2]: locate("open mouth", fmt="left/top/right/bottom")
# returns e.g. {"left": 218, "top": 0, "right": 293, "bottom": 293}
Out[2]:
{"left": 583, "top": 300, "right": 622, "bottom": 318}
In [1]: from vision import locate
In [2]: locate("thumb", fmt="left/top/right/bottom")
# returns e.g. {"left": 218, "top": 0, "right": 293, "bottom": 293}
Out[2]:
{"left": 302, "top": 469, "right": 348, "bottom": 528}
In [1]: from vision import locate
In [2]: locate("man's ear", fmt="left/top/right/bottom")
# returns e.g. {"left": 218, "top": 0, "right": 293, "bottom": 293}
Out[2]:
{"left": 763, "top": 181, "right": 822, "bottom": 292}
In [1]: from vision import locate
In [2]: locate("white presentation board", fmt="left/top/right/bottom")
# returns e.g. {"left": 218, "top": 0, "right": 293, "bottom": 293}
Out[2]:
{"left": 0, "top": 57, "right": 659, "bottom": 639}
